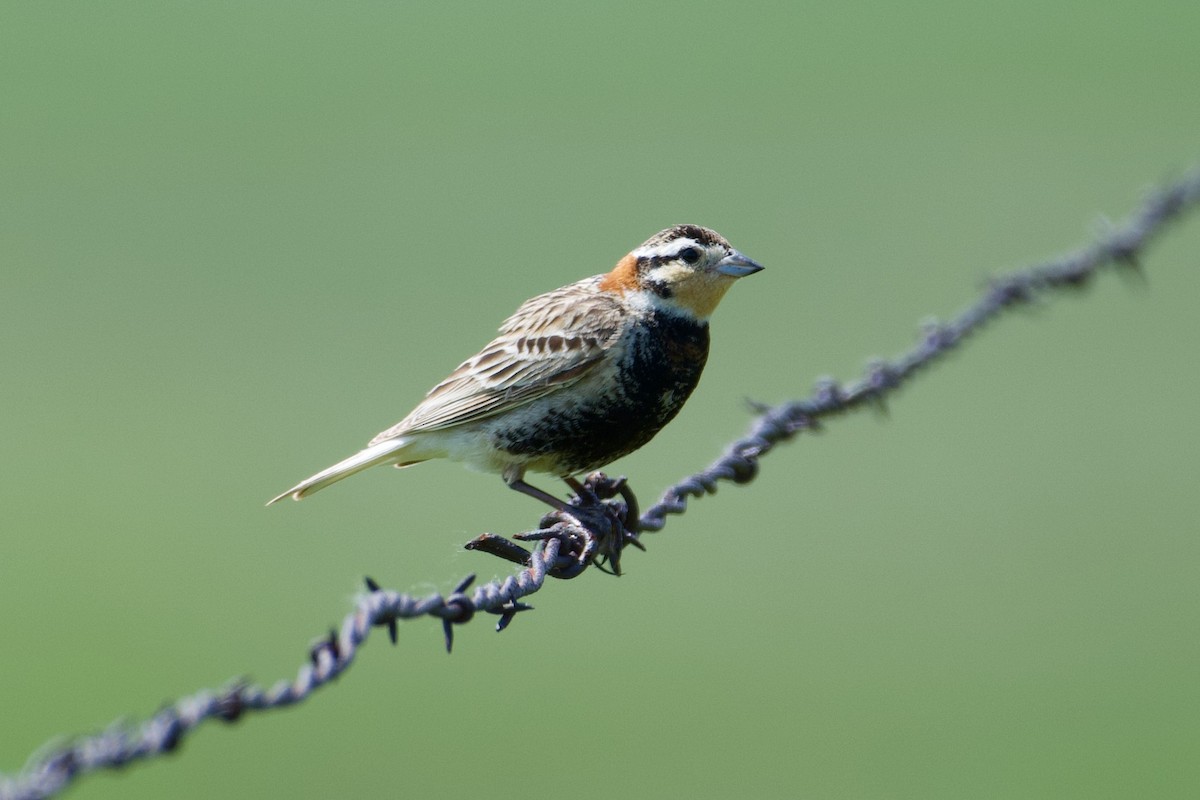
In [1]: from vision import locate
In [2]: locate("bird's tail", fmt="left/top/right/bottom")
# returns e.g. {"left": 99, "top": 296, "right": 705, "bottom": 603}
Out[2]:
{"left": 267, "top": 438, "right": 418, "bottom": 505}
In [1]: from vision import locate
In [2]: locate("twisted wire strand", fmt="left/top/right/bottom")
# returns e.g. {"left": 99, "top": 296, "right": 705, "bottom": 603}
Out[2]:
{"left": 0, "top": 536, "right": 569, "bottom": 800}
{"left": 3, "top": 170, "right": 1199, "bottom": 800}
{"left": 639, "top": 169, "right": 1200, "bottom": 531}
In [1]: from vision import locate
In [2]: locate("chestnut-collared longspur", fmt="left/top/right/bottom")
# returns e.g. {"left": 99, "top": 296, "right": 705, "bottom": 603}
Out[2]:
{"left": 268, "top": 225, "right": 763, "bottom": 509}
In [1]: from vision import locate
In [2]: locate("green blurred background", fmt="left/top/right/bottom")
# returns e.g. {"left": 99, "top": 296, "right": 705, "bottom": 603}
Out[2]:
{"left": 2, "top": 2, "right": 1198, "bottom": 798}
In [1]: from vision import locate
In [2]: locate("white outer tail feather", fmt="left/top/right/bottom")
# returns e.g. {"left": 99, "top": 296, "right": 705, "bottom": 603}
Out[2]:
{"left": 267, "top": 438, "right": 414, "bottom": 505}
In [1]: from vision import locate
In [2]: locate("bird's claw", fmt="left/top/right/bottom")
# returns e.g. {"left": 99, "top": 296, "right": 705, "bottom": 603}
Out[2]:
{"left": 465, "top": 471, "right": 642, "bottom": 577}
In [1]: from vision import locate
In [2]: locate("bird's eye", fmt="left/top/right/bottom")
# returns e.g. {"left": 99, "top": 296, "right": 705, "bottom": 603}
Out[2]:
{"left": 678, "top": 247, "right": 701, "bottom": 265}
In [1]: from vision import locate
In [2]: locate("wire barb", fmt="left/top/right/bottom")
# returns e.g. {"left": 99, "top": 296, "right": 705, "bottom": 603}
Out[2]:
{"left": 637, "top": 170, "right": 1200, "bottom": 533}
{"left": 2, "top": 170, "right": 1199, "bottom": 800}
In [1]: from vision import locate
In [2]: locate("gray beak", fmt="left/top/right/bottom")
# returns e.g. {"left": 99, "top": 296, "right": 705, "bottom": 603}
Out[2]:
{"left": 715, "top": 250, "right": 765, "bottom": 278}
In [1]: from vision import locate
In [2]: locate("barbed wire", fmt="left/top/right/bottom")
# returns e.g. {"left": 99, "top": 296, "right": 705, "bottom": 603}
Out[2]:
{"left": 3, "top": 170, "right": 1199, "bottom": 800}
{"left": 638, "top": 169, "right": 1200, "bottom": 531}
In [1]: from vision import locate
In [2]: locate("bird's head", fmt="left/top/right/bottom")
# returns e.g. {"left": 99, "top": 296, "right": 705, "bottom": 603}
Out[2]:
{"left": 600, "top": 224, "right": 764, "bottom": 320}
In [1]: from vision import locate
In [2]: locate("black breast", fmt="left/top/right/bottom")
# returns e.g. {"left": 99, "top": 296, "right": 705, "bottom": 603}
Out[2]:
{"left": 494, "top": 309, "right": 710, "bottom": 474}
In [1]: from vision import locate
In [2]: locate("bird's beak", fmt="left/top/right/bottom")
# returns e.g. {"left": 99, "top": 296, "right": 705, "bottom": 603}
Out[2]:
{"left": 715, "top": 250, "right": 765, "bottom": 278}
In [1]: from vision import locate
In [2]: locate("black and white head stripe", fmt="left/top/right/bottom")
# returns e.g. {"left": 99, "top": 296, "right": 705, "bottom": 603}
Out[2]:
{"left": 638, "top": 224, "right": 730, "bottom": 251}
{"left": 632, "top": 224, "right": 732, "bottom": 266}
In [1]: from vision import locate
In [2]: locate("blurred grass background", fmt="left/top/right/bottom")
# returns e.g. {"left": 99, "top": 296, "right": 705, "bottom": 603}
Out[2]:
{"left": 2, "top": 2, "right": 1198, "bottom": 798}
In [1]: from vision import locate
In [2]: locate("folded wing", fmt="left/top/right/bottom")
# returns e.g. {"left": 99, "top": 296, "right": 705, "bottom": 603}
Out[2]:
{"left": 370, "top": 277, "right": 623, "bottom": 442}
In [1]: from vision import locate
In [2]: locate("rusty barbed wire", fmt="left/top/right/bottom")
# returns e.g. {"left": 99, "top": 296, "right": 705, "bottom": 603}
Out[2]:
{"left": 3, "top": 170, "right": 1199, "bottom": 800}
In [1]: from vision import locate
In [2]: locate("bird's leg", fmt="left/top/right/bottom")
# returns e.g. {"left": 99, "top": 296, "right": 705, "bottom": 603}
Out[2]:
{"left": 506, "top": 477, "right": 569, "bottom": 511}
{"left": 472, "top": 471, "right": 643, "bottom": 578}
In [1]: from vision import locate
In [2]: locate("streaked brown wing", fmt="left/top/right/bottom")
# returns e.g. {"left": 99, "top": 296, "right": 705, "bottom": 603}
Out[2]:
{"left": 369, "top": 277, "right": 622, "bottom": 441}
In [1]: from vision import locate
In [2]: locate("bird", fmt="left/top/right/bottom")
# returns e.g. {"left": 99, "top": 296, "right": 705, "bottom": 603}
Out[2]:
{"left": 268, "top": 224, "right": 763, "bottom": 510}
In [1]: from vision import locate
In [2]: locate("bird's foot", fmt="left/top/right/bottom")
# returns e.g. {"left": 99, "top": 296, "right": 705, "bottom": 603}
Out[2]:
{"left": 573, "top": 472, "right": 640, "bottom": 535}
{"left": 466, "top": 472, "right": 641, "bottom": 577}
{"left": 558, "top": 472, "right": 642, "bottom": 575}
